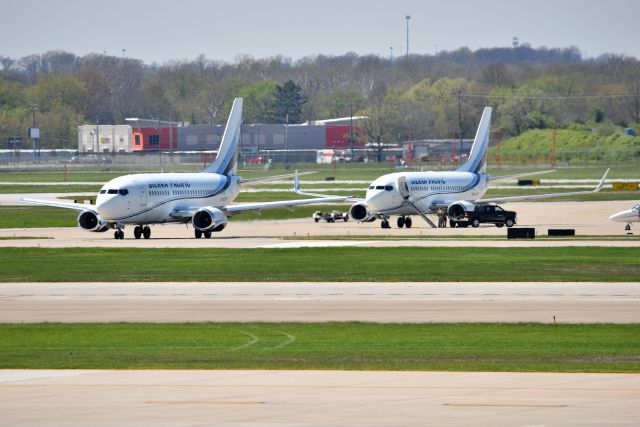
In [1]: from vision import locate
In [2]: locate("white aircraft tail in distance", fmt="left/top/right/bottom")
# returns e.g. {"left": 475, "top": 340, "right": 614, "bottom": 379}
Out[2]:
{"left": 299, "top": 106, "right": 610, "bottom": 229}
{"left": 23, "top": 98, "right": 345, "bottom": 239}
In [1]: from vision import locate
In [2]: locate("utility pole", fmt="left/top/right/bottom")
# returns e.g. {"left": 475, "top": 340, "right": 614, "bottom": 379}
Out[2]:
{"left": 389, "top": 46, "right": 393, "bottom": 62}
{"left": 284, "top": 113, "right": 289, "bottom": 165}
{"left": 405, "top": 15, "right": 411, "bottom": 58}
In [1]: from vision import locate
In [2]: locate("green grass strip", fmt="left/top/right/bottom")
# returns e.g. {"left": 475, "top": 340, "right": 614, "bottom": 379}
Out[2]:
{"left": 0, "top": 247, "right": 638, "bottom": 282}
{"left": 0, "top": 323, "right": 638, "bottom": 372}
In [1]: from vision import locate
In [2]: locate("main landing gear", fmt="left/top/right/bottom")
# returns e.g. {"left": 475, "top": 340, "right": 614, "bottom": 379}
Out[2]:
{"left": 194, "top": 229, "right": 212, "bottom": 239}
{"left": 133, "top": 225, "right": 151, "bottom": 239}
{"left": 380, "top": 216, "right": 412, "bottom": 229}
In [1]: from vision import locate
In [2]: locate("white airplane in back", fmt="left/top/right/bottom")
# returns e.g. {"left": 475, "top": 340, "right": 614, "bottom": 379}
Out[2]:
{"left": 609, "top": 202, "right": 640, "bottom": 230}
{"left": 24, "top": 98, "right": 345, "bottom": 239}
{"left": 298, "top": 107, "right": 609, "bottom": 228}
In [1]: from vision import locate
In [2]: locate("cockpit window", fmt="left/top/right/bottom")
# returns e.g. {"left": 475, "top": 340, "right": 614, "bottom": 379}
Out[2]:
{"left": 369, "top": 186, "right": 375, "bottom": 190}
{"left": 99, "top": 189, "right": 107, "bottom": 194}
{"left": 385, "top": 185, "right": 393, "bottom": 191}
{"left": 107, "top": 189, "right": 118, "bottom": 194}
{"left": 375, "top": 185, "right": 385, "bottom": 190}
{"left": 118, "top": 189, "right": 129, "bottom": 196}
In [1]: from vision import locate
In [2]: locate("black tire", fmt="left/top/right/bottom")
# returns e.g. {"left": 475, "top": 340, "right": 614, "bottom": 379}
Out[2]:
{"left": 496, "top": 223, "right": 504, "bottom": 228}
{"left": 450, "top": 220, "right": 457, "bottom": 228}
{"left": 471, "top": 218, "right": 480, "bottom": 228}
{"left": 405, "top": 217, "right": 412, "bottom": 228}
{"left": 114, "top": 231, "right": 119, "bottom": 239}
{"left": 142, "top": 226, "right": 151, "bottom": 239}
{"left": 194, "top": 229, "right": 202, "bottom": 239}
{"left": 506, "top": 219, "right": 515, "bottom": 227}
{"left": 397, "top": 217, "right": 405, "bottom": 228}
{"left": 314, "top": 218, "right": 319, "bottom": 223}
{"left": 204, "top": 231, "right": 212, "bottom": 239}
{"left": 343, "top": 215, "right": 349, "bottom": 222}
{"left": 134, "top": 226, "right": 142, "bottom": 239}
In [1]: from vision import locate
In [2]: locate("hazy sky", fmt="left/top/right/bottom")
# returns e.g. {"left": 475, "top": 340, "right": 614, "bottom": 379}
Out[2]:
{"left": 3, "top": 0, "right": 639, "bottom": 64}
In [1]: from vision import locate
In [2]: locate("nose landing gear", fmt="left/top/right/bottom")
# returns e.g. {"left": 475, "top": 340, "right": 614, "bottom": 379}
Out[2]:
{"left": 113, "top": 229, "right": 124, "bottom": 240}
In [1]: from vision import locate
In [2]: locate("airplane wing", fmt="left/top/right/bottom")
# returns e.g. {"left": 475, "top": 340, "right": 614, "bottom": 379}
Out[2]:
{"left": 22, "top": 198, "right": 98, "bottom": 213}
{"left": 488, "top": 170, "right": 555, "bottom": 182}
{"left": 223, "top": 195, "right": 350, "bottom": 215}
{"left": 293, "top": 174, "right": 363, "bottom": 201}
{"left": 474, "top": 168, "right": 609, "bottom": 204}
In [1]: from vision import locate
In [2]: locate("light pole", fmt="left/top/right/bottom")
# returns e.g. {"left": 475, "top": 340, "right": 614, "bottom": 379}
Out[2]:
{"left": 284, "top": 113, "right": 289, "bottom": 165}
{"left": 405, "top": 15, "right": 411, "bottom": 57}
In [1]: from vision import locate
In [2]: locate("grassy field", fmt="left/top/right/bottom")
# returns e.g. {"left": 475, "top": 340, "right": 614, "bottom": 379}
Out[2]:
{"left": 0, "top": 247, "right": 638, "bottom": 282}
{"left": 0, "top": 322, "right": 637, "bottom": 372}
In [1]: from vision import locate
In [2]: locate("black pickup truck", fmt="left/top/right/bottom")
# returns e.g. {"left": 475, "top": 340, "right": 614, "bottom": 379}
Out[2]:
{"left": 450, "top": 205, "right": 517, "bottom": 228}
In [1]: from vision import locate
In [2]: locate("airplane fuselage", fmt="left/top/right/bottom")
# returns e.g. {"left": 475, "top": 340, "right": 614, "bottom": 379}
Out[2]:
{"left": 95, "top": 172, "right": 240, "bottom": 225}
{"left": 366, "top": 171, "right": 489, "bottom": 215}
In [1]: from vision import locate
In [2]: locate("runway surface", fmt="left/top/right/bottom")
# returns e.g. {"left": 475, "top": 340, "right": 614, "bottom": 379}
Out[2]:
{"left": 1, "top": 369, "right": 638, "bottom": 427}
{"left": 2, "top": 282, "right": 638, "bottom": 323}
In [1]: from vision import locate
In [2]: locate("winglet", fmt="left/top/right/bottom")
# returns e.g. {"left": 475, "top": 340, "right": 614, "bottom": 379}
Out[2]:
{"left": 594, "top": 168, "right": 610, "bottom": 192}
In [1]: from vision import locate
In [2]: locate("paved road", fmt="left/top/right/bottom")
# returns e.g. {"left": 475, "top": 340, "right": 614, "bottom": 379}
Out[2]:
{"left": 1, "top": 370, "right": 638, "bottom": 427}
{"left": 2, "top": 282, "right": 638, "bottom": 323}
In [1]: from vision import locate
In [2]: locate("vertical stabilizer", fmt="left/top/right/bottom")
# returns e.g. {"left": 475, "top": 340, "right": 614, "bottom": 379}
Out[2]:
{"left": 202, "top": 98, "right": 243, "bottom": 175}
{"left": 456, "top": 107, "right": 492, "bottom": 174}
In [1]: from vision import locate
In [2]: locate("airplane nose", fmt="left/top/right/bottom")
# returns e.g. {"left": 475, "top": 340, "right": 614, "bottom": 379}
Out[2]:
{"left": 609, "top": 210, "right": 632, "bottom": 221}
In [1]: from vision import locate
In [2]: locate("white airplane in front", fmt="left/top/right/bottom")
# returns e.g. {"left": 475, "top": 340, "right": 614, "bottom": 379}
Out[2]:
{"left": 300, "top": 107, "right": 609, "bottom": 228}
{"left": 24, "top": 98, "right": 345, "bottom": 239}
{"left": 609, "top": 202, "right": 640, "bottom": 230}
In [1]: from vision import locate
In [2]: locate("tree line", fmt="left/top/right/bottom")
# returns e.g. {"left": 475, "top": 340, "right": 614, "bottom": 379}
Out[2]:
{"left": 0, "top": 46, "right": 639, "bottom": 149}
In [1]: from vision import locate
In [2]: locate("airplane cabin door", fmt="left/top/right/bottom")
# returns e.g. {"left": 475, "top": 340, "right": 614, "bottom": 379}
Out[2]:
{"left": 398, "top": 175, "right": 410, "bottom": 200}
{"left": 139, "top": 183, "right": 148, "bottom": 207}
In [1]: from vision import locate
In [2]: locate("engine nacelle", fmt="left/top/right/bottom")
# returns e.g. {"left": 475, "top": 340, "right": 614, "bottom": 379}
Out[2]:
{"left": 447, "top": 201, "right": 476, "bottom": 221}
{"left": 349, "top": 202, "right": 376, "bottom": 222}
{"left": 192, "top": 207, "right": 228, "bottom": 232}
{"left": 77, "top": 210, "right": 109, "bottom": 232}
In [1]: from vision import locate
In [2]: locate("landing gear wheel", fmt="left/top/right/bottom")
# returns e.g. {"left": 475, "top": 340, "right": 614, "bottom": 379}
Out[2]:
{"left": 381, "top": 220, "right": 390, "bottom": 229}
{"left": 471, "top": 219, "right": 480, "bottom": 228}
{"left": 204, "top": 231, "right": 212, "bottom": 239}
{"left": 195, "top": 229, "right": 203, "bottom": 239}
{"left": 505, "top": 219, "right": 515, "bottom": 228}
{"left": 114, "top": 230, "right": 124, "bottom": 240}
{"left": 450, "top": 220, "right": 457, "bottom": 228}
{"left": 405, "top": 217, "right": 412, "bottom": 228}
{"left": 397, "top": 216, "right": 405, "bottom": 228}
{"left": 134, "top": 226, "right": 142, "bottom": 239}
{"left": 142, "top": 226, "right": 151, "bottom": 239}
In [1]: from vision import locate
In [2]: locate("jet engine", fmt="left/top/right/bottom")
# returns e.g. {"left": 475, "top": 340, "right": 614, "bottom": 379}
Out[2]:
{"left": 77, "top": 210, "right": 109, "bottom": 232}
{"left": 349, "top": 202, "right": 376, "bottom": 222}
{"left": 447, "top": 201, "right": 476, "bottom": 221}
{"left": 192, "top": 207, "right": 228, "bottom": 232}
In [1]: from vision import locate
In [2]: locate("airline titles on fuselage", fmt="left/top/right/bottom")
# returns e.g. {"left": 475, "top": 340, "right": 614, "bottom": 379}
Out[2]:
{"left": 148, "top": 182, "right": 191, "bottom": 189}
{"left": 409, "top": 178, "right": 446, "bottom": 185}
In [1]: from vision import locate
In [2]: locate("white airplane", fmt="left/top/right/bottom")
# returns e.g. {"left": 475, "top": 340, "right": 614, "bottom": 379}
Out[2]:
{"left": 609, "top": 202, "right": 640, "bottom": 230}
{"left": 24, "top": 98, "right": 345, "bottom": 239}
{"left": 298, "top": 107, "right": 609, "bottom": 228}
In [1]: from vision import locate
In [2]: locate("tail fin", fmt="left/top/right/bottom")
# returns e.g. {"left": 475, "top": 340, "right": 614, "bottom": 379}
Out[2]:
{"left": 456, "top": 107, "right": 492, "bottom": 174}
{"left": 202, "top": 97, "right": 243, "bottom": 175}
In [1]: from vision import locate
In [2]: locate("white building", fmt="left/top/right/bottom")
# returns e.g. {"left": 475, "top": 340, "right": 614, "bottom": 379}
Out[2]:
{"left": 78, "top": 125, "right": 132, "bottom": 153}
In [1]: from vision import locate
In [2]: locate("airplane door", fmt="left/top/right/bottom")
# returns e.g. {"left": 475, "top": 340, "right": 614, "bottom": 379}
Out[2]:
{"left": 398, "top": 176, "right": 410, "bottom": 200}
{"left": 139, "top": 183, "right": 148, "bottom": 207}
